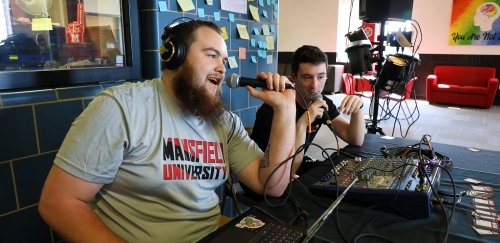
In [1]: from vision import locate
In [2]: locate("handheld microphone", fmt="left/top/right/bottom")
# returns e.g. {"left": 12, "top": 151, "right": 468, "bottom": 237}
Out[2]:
{"left": 312, "top": 94, "right": 334, "bottom": 132}
{"left": 225, "top": 73, "right": 294, "bottom": 89}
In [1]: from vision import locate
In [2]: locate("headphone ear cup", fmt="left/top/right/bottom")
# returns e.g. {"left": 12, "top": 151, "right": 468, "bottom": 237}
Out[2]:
{"left": 161, "top": 35, "right": 186, "bottom": 70}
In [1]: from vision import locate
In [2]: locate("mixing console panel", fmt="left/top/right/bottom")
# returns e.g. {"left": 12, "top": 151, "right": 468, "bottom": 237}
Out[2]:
{"left": 309, "top": 157, "right": 442, "bottom": 219}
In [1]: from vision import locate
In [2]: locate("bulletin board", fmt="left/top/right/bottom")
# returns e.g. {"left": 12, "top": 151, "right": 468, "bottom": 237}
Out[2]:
{"left": 144, "top": 0, "right": 279, "bottom": 120}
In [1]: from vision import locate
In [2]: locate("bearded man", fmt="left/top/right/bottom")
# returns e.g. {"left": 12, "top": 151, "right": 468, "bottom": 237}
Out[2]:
{"left": 38, "top": 20, "right": 296, "bottom": 243}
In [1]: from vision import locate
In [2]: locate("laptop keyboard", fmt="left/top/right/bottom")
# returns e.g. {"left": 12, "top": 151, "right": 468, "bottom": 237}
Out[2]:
{"left": 248, "top": 222, "right": 305, "bottom": 243}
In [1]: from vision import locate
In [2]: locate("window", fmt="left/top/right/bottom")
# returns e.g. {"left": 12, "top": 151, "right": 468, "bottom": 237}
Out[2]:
{"left": 0, "top": 0, "right": 140, "bottom": 91}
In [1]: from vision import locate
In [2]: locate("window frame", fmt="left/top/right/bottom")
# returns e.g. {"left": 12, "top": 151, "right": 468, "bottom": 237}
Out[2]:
{"left": 0, "top": 0, "right": 141, "bottom": 91}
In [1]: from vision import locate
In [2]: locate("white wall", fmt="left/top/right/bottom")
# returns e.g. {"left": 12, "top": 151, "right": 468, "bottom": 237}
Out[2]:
{"left": 278, "top": 0, "right": 339, "bottom": 52}
{"left": 279, "top": 0, "right": 500, "bottom": 55}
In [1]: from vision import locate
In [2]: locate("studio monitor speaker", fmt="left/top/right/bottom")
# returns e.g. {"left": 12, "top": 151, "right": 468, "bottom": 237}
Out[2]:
{"left": 359, "top": 0, "right": 414, "bottom": 22}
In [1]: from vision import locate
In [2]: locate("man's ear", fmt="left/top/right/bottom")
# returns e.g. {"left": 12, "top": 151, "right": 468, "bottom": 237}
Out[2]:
{"left": 290, "top": 72, "right": 297, "bottom": 83}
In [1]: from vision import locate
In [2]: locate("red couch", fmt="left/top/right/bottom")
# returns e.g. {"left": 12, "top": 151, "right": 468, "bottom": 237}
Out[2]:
{"left": 426, "top": 66, "right": 499, "bottom": 108}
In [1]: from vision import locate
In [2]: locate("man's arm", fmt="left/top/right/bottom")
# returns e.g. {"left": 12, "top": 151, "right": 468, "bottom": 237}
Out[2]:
{"left": 331, "top": 95, "right": 365, "bottom": 146}
{"left": 39, "top": 166, "right": 125, "bottom": 243}
{"left": 291, "top": 99, "right": 328, "bottom": 174}
{"left": 236, "top": 73, "right": 296, "bottom": 197}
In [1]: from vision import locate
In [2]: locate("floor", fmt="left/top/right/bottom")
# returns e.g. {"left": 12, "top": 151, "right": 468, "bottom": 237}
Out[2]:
{"left": 307, "top": 93, "right": 500, "bottom": 159}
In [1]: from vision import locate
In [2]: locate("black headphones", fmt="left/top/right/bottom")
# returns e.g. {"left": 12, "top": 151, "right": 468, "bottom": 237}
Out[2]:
{"left": 160, "top": 17, "right": 193, "bottom": 70}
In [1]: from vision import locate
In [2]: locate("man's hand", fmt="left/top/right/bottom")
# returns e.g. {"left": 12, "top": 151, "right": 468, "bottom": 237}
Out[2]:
{"left": 338, "top": 95, "right": 363, "bottom": 115}
{"left": 247, "top": 72, "right": 296, "bottom": 109}
{"left": 297, "top": 99, "right": 327, "bottom": 129}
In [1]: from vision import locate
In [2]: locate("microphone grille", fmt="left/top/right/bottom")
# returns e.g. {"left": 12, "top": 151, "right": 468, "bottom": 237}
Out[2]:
{"left": 226, "top": 73, "right": 240, "bottom": 88}
{"left": 311, "top": 93, "right": 323, "bottom": 101}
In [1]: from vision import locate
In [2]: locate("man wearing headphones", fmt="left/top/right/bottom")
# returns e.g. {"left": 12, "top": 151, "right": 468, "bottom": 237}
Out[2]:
{"left": 39, "top": 20, "right": 296, "bottom": 242}
{"left": 251, "top": 45, "right": 365, "bottom": 175}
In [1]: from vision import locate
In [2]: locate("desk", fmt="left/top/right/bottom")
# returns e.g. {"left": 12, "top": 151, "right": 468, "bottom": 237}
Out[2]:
{"left": 252, "top": 134, "right": 499, "bottom": 243}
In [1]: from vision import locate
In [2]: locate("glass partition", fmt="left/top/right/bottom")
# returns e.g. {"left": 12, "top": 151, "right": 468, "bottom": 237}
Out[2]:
{"left": 0, "top": 0, "right": 141, "bottom": 91}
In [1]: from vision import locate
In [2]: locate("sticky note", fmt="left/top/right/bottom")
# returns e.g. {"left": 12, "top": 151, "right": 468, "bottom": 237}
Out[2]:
{"left": 262, "top": 10, "right": 268, "bottom": 18}
{"left": 32, "top": 17, "right": 53, "bottom": 31}
{"left": 259, "top": 0, "right": 264, "bottom": 7}
{"left": 270, "top": 25, "right": 275, "bottom": 33}
{"left": 220, "top": 27, "right": 228, "bottom": 40}
{"left": 228, "top": 56, "right": 238, "bottom": 69}
{"left": 239, "top": 47, "right": 247, "bottom": 59}
{"left": 249, "top": 5, "right": 260, "bottom": 22}
{"left": 206, "top": 0, "right": 213, "bottom": 5}
{"left": 266, "top": 36, "right": 274, "bottom": 50}
{"left": 214, "top": 11, "right": 221, "bottom": 21}
{"left": 262, "top": 24, "right": 270, "bottom": 35}
{"left": 251, "top": 56, "right": 257, "bottom": 63}
{"left": 267, "top": 55, "right": 273, "bottom": 64}
{"left": 236, "top": 24, "right": 250, "bottom": 40}
{"left": 253, "top": 27, "right": 260, "bottom": 35}
{"left": 229, "top": 13, "right": 235, "bottom": 22}
{"left": 158, "top": 1, "right": 167, "bottom": 11}
{"left": 251, "top": 39, "right": 256, "bottom": 47}
{"left": 197, "top": 8, "right": 205, "bottom": 18}
{"left": 177, "top": 0, "right": 195, "bottom": 12}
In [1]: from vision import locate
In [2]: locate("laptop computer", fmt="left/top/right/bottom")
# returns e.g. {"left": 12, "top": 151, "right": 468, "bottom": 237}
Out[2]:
{"left": 199, "top": 178, "right": 358, "bottom": 243}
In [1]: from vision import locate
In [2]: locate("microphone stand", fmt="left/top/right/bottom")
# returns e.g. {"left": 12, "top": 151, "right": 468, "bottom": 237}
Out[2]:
{"left": 366, "top": 20, "right": 386, "bottom": 135}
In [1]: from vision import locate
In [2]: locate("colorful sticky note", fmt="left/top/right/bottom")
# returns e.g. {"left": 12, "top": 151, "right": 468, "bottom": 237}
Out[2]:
{"left": 251, "top": 56, "right": 257, "bottom": 63}
{"left": 177, "top": 0, "right": 195, "bottom": 12}
{"left": 259, "top": 0, "right": 264, "bottom": 7}
{"left": 266, "top": 36, "right": 275, "bottom": 50}
{"left": 220, "top": 27, "right": 229, "bottom": 40}
{"left": 158, "top": 1, "right": 167, "bottom": 11}
{"left": 253, "top": 27, "right": 260, "bottom": 35}
{"left": 266, "top": 0, "right": 271, "bottom": 5}
{"left": 249, "top": 5, "right": 260, "bottom": 22}
{"left": 262, "top": 10, "right": 268, "bottom": 18}
{"left": 270, "top": 25, "right": 275, "bottom": 33}
{"left": 267, "top": 55, "right": 273, "bottom": 64}
{"left": 197, "top": 8, "right": 206, "bottom": 18}
{"left": 228, "top": 56, "right": 238, "bottom": 69}
{"left": 274, "top": 11, "right": 278, "bottom": 19}
{"left": 239, "top": 47, "right": 247, "bottom": 60}
{"left": 251, "top": 39, "right": 256, "bottom": 47}
{"left": 32, "top": 17, "right": 53, "bottom": 31}
{"left": 214, "top": 11, "right": 221, "bottom": 21}
{"left": 262, "top": 24, "right": 270, "bottom": 35}
{"left": 229, "top": 13, "right": 235, "bottom": 22}
{"left": 236, "top": 24, "right": 250, "bottom": 40}
{"left": 206, "top": 0, "right": 213, "bottom": 5}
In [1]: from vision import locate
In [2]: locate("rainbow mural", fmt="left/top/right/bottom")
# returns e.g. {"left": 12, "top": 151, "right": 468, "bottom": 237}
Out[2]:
{"left": 449, "top": 0, "right": 500, "bottom": 45}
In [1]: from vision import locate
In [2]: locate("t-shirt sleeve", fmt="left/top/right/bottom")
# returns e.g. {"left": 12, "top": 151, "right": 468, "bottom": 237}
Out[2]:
{"left": 226, "top": 114, "right": 264, "bottom": 174}
{"left": 326, "top": 97, "right": 341, "bottom": 120}
{"left": 54, "top": 93, "right": 128, "bottom": 184}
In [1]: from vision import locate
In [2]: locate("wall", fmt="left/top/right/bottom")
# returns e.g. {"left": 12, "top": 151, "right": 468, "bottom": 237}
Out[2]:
{"left": 0, "top": 0, "right": 279, "bottom": 241}
{"left": 278, "top": 0, "right": 500, "bottom": 100}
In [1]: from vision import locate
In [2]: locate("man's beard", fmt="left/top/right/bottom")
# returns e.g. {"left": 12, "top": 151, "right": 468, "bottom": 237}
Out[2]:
{"left": 172, "top": 65, "right": 226, "bottom": 122}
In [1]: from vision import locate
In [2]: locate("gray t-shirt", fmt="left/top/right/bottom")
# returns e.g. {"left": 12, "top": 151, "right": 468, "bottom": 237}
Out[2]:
{"left": 54, "top": 78, "right": 263, "bottom": 242}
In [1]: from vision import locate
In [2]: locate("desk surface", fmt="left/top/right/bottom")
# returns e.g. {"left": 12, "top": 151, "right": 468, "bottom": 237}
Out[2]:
{"left": 253, "top": 134, "right": 499, "bottom": 243}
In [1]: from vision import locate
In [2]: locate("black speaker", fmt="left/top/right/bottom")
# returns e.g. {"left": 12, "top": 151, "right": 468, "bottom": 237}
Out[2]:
{"left": 359, "top": 0, "right": 414, "bottom": 22}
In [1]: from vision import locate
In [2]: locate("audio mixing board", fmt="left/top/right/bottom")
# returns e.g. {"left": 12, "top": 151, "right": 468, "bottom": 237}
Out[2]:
{"left": 309, "top": 156, "right": 442, "bottom": 219}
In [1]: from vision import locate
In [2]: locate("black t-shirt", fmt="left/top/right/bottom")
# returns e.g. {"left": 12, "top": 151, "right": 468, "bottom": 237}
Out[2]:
{"left": 250, "top": 94, "right": 340, "bottom": 153}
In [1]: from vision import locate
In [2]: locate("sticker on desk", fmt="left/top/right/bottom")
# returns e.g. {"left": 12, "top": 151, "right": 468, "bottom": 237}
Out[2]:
{"left": 473, "top": 198, "right": 495, "bottom": 207}
{"left": 472, "top": 211, "right": 498, "bottom": 222}
{"left": 470, "top": 185, "right": 493, "bottom": 193}
{"left": 473, "top": 226, "right": 499, "bottom": 235}
{"left": 467, "top": 190, "right": 493, "bottom": 199}
{"left": 474, "top": 204, "right": 497, "bottom": 213}
{"left": 464, "top": 178, "right": 482, "bottom": 184}
{"left": 466, "top": 147, "right": 481, "bottom": 152}
{"left": 473, "top": 218, "right": 499, "bottom": 233}
{"left": 235, "top": 215, "right": 265, "bottom": 229}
